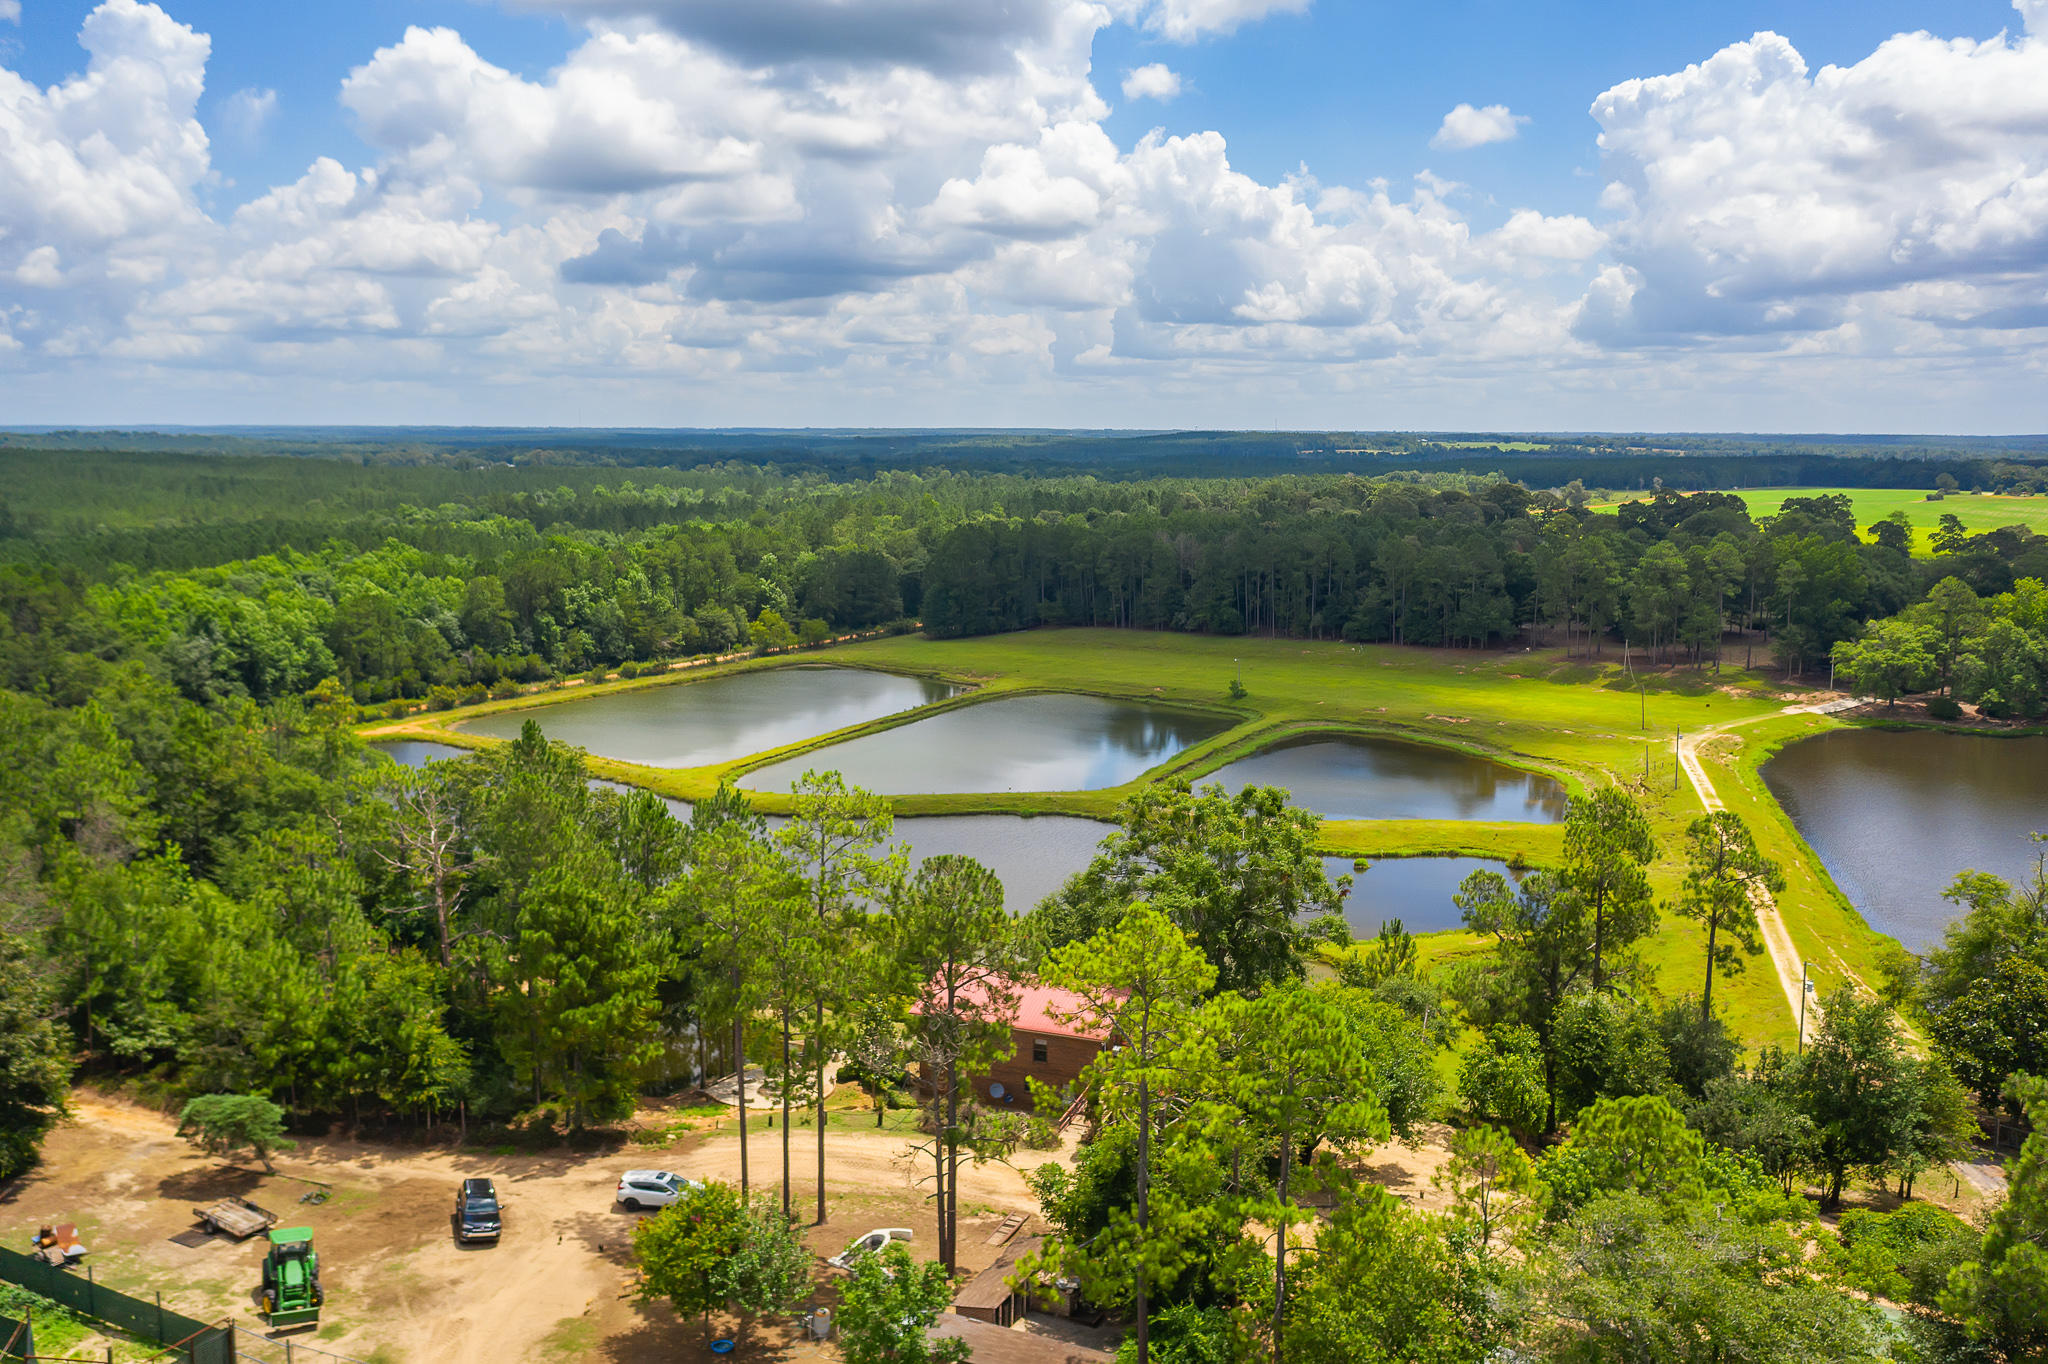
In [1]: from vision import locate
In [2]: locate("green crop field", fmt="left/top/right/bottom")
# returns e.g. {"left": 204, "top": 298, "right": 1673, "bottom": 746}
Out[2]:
{"left": 367, "top": 628, "right": 1892, "bottom": 1050}
{"left": 1594, "top": 485, "right": 2048, "bottom": 553}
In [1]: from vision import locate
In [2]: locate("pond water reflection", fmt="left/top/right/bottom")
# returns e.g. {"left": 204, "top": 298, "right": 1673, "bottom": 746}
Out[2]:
{"left": 740, "top": 693, "right": 1234, "bottom": 795}
{"left": 1763, "top": 728, "right": 2048, "bottom": 949}
{"left": 1332, "top": 855, "right": 1513, "bottom": 937}
{"left": 369, "top": 740, "right": 467, "bottom": 766}
{"left": 1212, "top": 735, "right": 1567, "bottom": 824}
{"left": 457, "top": 666, "right": 959, "bottom": 769}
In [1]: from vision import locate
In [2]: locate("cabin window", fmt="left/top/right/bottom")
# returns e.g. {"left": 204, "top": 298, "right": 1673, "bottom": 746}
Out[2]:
{"left": 1032, "top": 1040, "right": 1049, "bottom": 1063}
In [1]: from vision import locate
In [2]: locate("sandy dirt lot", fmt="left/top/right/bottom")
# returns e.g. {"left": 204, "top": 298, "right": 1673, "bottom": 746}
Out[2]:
{"left": 0, "top": 1094, "right": 1086, "bottom": 1362}
{"left": 2, "top": 1093, "right": 1454, "bottom": 1361}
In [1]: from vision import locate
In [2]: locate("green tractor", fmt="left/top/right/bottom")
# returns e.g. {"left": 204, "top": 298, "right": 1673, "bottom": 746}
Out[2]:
{"left": 260, "top": 1227, "right": 323, "bottom": 1329}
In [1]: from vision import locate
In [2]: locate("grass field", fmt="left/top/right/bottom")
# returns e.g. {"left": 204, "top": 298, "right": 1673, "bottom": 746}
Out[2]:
{"left": 1592, "top": 486, "right": 2048, "bottom": 553}
{"left": 363, "top": 629, "right": 1890, "bottom": 1050}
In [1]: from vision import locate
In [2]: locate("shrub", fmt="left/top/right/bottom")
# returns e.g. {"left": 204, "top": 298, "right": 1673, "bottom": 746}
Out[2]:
{"left": 424, "top": 685, "right": 461, "bottom": 712}
{"left": 1927, "top": 695, "right": 1963, "bottom": 721}
{"left": 1825, "top": 1203, "right": 1974, "bottom": 1306}
{"left": 488, "top": 679, "right": 521, "bottom": 700}
{"left": 1459, "top": 1025, "right": 1548, "bottom": 1138}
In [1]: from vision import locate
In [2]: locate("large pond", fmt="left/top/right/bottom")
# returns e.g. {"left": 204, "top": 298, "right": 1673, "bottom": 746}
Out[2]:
{"left": 456, "top": 666, "right": 959, "bottom": 769}
{"left": 1211, "top": 735, "right": 1568, "bottom": 823}
{"left": 740, "top": 694, "right": 1235, "bottom": 795}
{"left": 1763, "top": 729, "right": 2048, "bottom": 950}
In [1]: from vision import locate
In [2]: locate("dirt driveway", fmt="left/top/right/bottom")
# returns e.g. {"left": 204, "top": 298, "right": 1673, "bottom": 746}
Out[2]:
{"left": 0, "top": 1095, "right": 1061, "bottom": 1362}
{"left": 3, "top": 1094, "right": 1458, "bottom": 1361}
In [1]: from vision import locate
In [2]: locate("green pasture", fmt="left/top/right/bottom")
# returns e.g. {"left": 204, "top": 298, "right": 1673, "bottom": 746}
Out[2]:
{"left": 363, "top": 628, "right": 1892, "bottom": 1049}
{"left": 1594, "top": 486, "right": 2048, "bottom": 553}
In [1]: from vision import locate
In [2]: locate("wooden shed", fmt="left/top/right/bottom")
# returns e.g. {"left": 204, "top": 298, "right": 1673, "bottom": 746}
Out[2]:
{"left": 951, "top": 1235, "right": 1043, "bottom": 1327}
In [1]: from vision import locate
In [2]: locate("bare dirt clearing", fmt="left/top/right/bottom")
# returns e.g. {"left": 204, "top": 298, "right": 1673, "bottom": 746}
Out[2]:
{"left": 0, "top": 1094, "right": 1075, "bottom": 1361}
{"left": 2, "top": 1093, "right": 1457, "bottom": 1361}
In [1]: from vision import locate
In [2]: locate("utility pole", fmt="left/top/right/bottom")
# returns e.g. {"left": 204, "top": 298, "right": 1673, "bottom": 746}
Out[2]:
{"left": 1798, "top": 962, "right": 1813, "bottom": 1053}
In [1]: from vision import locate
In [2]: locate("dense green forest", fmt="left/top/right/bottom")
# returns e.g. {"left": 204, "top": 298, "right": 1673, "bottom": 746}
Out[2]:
{"left": 8, "top": 446, "right": 2048, "bottom": 711}
{"left": 3, "top": 445, "right": 2046, "bottom": 1360}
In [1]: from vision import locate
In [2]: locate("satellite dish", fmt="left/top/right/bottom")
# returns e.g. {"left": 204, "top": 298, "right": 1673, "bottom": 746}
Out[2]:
{"left": 989, "top": 1082, "right": 1007, "bottom": 1100}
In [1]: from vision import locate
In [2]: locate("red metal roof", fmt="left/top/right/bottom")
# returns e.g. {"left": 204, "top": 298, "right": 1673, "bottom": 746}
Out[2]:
{"left": 1007, "top": 984, "right": 1108, "bottom": 1041}
{"left": 914, "top": 978, "right": 1110, "bottom": 1042}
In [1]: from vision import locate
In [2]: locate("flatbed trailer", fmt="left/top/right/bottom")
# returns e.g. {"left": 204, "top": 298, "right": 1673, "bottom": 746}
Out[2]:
{"left": 193, "top": 1196, "right": 278, "bottom": 1240}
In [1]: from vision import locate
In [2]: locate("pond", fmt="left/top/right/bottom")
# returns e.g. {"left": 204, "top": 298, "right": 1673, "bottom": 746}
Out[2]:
{"left": 369, "top": 740, "right": 468, "bottom": 766}
{"left": 589, "top": 787, "right": 1109, "bottom": 913}
{"left": 1210, "top": 735, "right": 1568, "bottom": 824}
{"left": 1762, "top": 729, "right": 2048, "bottom": 949}
{"left": 1335, "top": 855, "right": 1514, "bottom": 938}
{"left": 456, "top": 666, "right": 960, "bottom": 769}
{"left": 739, "top": 693, "right": 1235, "bottom": 795}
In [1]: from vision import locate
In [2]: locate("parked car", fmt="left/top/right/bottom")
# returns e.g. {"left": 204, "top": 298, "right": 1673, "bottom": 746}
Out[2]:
{"left": 614, "top": 1170, "right": 703, "bottom": 1211}
{"left": 454, "top": 1178, "right": 501, "bottom": 1243}
{"left": 828, "top": 1227, "right": 912, "bottom": 1270}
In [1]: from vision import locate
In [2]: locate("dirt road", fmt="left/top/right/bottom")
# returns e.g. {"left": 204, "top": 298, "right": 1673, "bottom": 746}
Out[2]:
{"left": 1676, "top": 700, "right": 1855, "bottom": 1040}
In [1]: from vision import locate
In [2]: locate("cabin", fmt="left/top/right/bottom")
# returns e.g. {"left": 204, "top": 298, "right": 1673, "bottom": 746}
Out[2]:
{"left": 915, "top": 981, "right": 1109, "bottom": 1111}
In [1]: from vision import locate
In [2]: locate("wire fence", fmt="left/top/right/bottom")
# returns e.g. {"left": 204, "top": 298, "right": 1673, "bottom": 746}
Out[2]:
{"left": 228, "top": 1327, "right": 375, "bottom": 1364}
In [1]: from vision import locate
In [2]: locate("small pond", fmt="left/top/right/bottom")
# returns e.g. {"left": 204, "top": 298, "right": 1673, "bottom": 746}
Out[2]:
{"left": 369, "top": 740, "right": 468, "bottom": 766}
{"left": 739, "top": 694, "right": 1235, "bottom": 795}
{"left": 1763, "top": 729, "right": 2048, "bottom": 950}
{"left": 894, "top": 815, "right": 1113, "bottom": 912}
{"left": 1211, "top": 734, "right": 1568, "bottom": 824}
{"left": 457, "top": 666, "right": 960, "bottom": 769}
{"left": 1332, "top": 855, "right": 1514, "bottom": 938}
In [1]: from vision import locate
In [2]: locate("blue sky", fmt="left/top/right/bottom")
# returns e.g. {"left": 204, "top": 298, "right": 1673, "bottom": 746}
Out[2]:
{"left": 2, "top": 0, "right": 2046, "bottom": 430}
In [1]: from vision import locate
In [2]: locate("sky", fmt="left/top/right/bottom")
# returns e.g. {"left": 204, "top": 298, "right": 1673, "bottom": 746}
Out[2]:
{"left": 2, "top": 0, "right": 2046, "bottom": 431}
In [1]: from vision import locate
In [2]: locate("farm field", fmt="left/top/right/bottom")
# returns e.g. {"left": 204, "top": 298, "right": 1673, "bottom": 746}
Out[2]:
{"left": 1593, "top": 486, "right": 2048, "bottom": 552}
{"left": 366, "top": 629, "right": 1887, "bottom": 1050}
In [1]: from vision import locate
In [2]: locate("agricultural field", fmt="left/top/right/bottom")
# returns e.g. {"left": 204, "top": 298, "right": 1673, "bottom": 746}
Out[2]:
{"left": 1594, "top": 485, "right": 2048, "bottom": 552}
{"left": 369, "top": 628, "right": 1887, "bottom": 1050}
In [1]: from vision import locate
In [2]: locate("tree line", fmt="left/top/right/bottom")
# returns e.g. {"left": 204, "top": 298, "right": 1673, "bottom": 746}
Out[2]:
{"left": 11, "top": 475, "right": 2048, "bottom": 722}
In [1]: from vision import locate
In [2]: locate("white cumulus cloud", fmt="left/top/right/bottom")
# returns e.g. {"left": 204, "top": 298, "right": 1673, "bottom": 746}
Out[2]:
{"left": 6, "top": 0, "right": 2048, "bottom": 429}
{"left": 1431, "top": 103, "right": 1526, "bottom": 149}
{"left": 0, "top": 1, "right": 20, "bottom": 24}
{"left": 1122, "top": 63, "right": 1182, "bottom": 101}
{"left": 220, "top": 87, "right": 277, "bottom": 145}
{"left": 1134, "top": 0, "right": 1311, "bottom": 42}
{"left": 1582, "top": 0, "right": 2048, "bottom": 342}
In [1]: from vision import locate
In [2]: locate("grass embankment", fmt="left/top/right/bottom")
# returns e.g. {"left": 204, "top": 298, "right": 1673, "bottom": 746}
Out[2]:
{"left": 1591, "top": 486, "right": 2048, "bottom": 555}
{"left": 363, "top": 629, "right": 1889, "bottom": 1049}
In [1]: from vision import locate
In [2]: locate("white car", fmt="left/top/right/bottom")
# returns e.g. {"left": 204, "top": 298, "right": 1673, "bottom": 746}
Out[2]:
{"left": 614, "top": 1170, "right": 702, "bottom": 1211}
{"left": 828, "top": 1227, "right": 913, "bottom": 1270}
